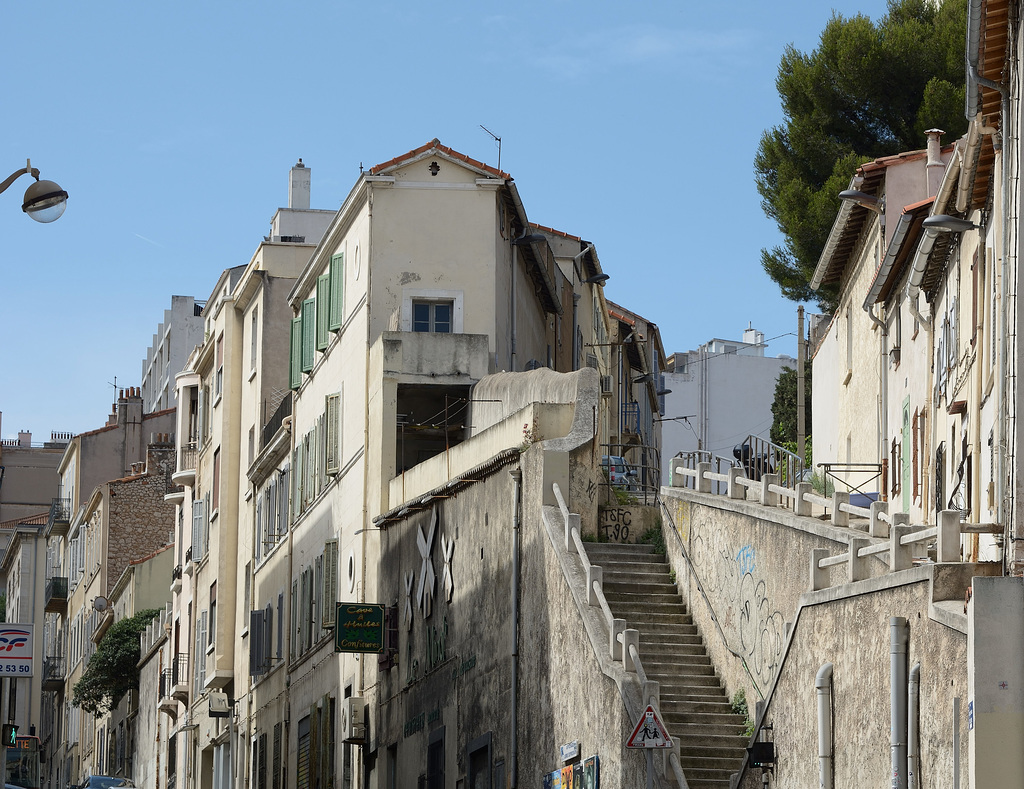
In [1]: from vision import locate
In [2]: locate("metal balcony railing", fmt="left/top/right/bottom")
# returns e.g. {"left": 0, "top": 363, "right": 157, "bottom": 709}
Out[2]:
{"left": 44, "top": 577, "right": 69, "bottom": 612}
{"left": 165, "top": 461, "right": 184, "bottom": 496}
{"left": 178, "top": 442, "right": 198, "bottom": 473}
{"left": 261, "top": 392, "right": 293, "bottom": 450}
{"left": 42, "top": 656, "right": 65, "bottom": 690}
{"left": 47, "top": 494, "right": 71, "bottom": 535}
{"left": 172, "top": 564, "right": 183, "bottom": 582}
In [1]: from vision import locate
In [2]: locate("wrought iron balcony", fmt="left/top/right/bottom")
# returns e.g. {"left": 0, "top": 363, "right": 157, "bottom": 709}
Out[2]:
{"left": 172, "top": 441, "right": 198, "bottom": 486}
{"left": 165, "top": 461, "right": 185, "bottom": 503}
{"left": 261, "top": 392, "right": 292, "bottom": 450}
{"left": 44, "top": 576, "right": 69, "bottom": 613}
{"left": 42, "top": 656, "right": 65, "bottom": 691}
{"left": 170, "top": 653, "right": 189, "bottom": 703}
{"left": 47, "top": 495, "right": 71, "bottom": 537}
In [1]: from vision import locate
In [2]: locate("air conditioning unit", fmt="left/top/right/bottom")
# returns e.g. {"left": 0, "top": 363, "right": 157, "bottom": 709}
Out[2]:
{"left": 341, "top": 697, "right": 366, "bottom": 744}
{"left": 600, "top": 375, "right": 613, "bottom": 394}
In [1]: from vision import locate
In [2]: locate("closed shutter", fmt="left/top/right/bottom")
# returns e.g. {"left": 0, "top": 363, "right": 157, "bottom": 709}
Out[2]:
{"left": 197, "top": 388, "right": 206, "bottom": 450}
{"left": 272, "top": 723, "right": 283, "bottom": 789}
{"left": 328, "top": 254, "right": 344, "bottom": 331}
{"left": 289, "top": 317, "right": 303, "bottom": 390}
{"left": 310, "top": 704, "right": 320, "bottom": 789}
{"left": 325, "top": 393, "right": 340, "bottom": 475}
{"left": 301, "top": 299, "right": 315, "bottom": 373}
{"left": 321, "top": 695, "right": 333, "bottom": 789}
{"left": 257, "top": 732, "right": 268, "bottom": 789}
{"left": 316, "top": 273, "right": 331, "bottom": 351}
{"left": 264, "top": 604, "right": 273, "bottom": 671}
{"left": 277, "top": 593, "right": 284, "bottom": 659}
{"left": 192, "top": 499, "right": 205, "bottom": 561}
{"left": 197, "top": 611, "right": 208, "bottom": 689}
{"left": 322, "top": 540, "right": 339, "bottom": 627}
{"left": 291, "top": 581, "right": 299, "bottom": 661}
{"left": 249, "top": 610, "right": 266, "bottom": 676}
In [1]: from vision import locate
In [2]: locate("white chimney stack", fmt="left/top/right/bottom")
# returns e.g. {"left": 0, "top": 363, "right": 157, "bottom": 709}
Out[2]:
{"left": 926, "top": 129, "right": 944, "bottom": 197}
{"left": 289, "top": 159, "right": 311, "bottom": 210}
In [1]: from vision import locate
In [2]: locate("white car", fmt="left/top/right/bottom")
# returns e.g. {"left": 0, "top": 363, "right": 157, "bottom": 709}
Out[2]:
{"left": 602, "top": 455, "right": 637, "bottom": 489}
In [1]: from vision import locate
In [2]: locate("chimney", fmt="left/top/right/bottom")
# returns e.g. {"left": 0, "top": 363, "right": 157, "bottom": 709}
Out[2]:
{"left": 926, "top": 129, "right": 945, "bottom": 197}
{"left": 289, "top": 159, "right": 311, "bottom": 210}
{"left": 17, "top": 431, "right": 31, "bottom": 448}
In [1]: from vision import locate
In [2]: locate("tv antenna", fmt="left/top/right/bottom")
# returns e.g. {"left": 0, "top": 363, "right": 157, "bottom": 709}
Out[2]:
{"left": 107, "top": 376, "right": 119, "bottom": 400}
{"left": 480, "top": 125, "right": 502, "bottom": 172}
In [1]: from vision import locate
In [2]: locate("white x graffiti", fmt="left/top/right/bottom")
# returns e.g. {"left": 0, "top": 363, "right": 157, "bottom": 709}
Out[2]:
{"left": 440, "top": 533, "right": 454, "bottom": 602}
{"left": 416, "top": 508, "right": 437, "bottom": 618}
{"left": 404, "top": 571, "right": 415, "bottom": 631}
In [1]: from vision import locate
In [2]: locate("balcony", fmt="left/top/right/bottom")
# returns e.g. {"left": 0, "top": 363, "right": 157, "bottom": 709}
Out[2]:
{"left": 46, "top": 495, "right": 71, "bottom": 538}
{"left": 170, "top": 564, "right": 182, "bottom": 594}
{"left": 261, "top": 392, "right": 292, "bottom": 451}
{"left": 44, "top": 577, "right": 69, "bottom": 614}
{"left": 164, "top": 461, "right": 185, "bottom": 504}
{"left": 169, "top": 653, "right": 189, "bottom": 703}
{"left": 171, "top": 441, "right": 198, "bottom": 487}
{"left": 41, "top": 656, "right": 65, "bottom": 691}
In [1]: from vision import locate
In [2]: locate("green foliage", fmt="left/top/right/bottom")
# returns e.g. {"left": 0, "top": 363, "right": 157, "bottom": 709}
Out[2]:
{"left": 72, "top": 609, "right": 160, "bottom": 715}
{"left": 637, "top": 523, "right": 666, "bottom": 555}
{"left": 0, "top": 594, "right": 6, "bottom": 623}
{"left": 755, "top": 0, "right": 968, "bottom": 311}
{"left": 731, "top": 689, "right": 756, "bottom": 737}
{"left": 770, "top": 362, "right": 813, "bottom": 446}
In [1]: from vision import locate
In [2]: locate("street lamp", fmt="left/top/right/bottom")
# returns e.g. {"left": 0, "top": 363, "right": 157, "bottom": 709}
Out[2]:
{"left": 0, "top": 159, "right": 68, "bottom": 222}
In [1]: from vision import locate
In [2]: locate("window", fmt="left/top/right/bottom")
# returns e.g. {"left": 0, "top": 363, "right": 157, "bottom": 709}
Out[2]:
{"left": 427, "top": 728, "right": 445, "bottom": 789}
{"left": 301, "top": 299, "right": 316, "bottom": 373}
{"left": 402, "top": 289, "right": 463, "bottom": 333}
{"left": 209, "top": 582, "right": 217, "bottom": 651}
{"left": 413, "top": 300, "right": 453, "bottom": 333}
{"left": 467, "top": 733, "right": 492, "bottom": 789}
{"left": 329, "top": 253, "right": 345, "bottom": 331}
{"left": 213, "top": 448, "right": 221, "bottom": 512}
{"left": 251, "top": 307, "right": 259, "bottom": 371}
{"left": 316, "top": 272, "right": 331, "bottom": 351}
{"left": 215, "top": 334, "right": 224, "bottom": 398}
{"left": 290, "top": 316, "right": 303, "bottom": 390}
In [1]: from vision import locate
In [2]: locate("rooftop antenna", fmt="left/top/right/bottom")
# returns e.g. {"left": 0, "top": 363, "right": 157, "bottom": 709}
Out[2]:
{"left": 480, "top": 125, "right": 502, "bottom": 172}
{"left": 107, "top": 376, "right": 119, "bottom": 401}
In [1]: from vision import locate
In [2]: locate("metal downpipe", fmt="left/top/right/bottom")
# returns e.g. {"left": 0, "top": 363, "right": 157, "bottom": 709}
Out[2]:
{"left": 510, "top": 467, "right": 522, "bottom": 789}
{"left": 816, "top": 663, "right": 834, "bottom": 789}
{"left": 891, "top": 617, "right": 909, "bottom": 789}
{"left": 908, "top": 662, "right": 921, "bottom": 789}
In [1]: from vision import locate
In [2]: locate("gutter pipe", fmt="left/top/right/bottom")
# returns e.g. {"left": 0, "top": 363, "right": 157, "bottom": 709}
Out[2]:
{"left": 891, "top": 617, "right": 909, "bottom": 789}
{"left": 908, "top": 662, "right": 921, "bottom": 789}
{"left": 816, "top": 663, "right": 834, "bottom": 789}
{"left": 510, "top": 467, "right": 522, "bottom": 789}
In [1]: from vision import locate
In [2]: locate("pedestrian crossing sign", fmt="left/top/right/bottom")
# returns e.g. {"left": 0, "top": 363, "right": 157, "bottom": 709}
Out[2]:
{"left": 625, "top": 705, "right": 673, "bottom": 748}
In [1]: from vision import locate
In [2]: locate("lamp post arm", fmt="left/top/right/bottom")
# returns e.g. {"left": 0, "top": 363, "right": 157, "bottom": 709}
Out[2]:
{"left": 0, "top": 160, "right": 39, "bottom": 197}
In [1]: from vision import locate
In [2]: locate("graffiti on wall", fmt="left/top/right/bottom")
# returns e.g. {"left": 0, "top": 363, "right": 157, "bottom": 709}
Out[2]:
{"left": 690, "top": 515, "right": 785, "bottom": 689}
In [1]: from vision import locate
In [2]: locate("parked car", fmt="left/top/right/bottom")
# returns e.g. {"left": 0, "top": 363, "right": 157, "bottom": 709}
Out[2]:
{"left": 602, "top": 455, "right": 637, "bottom": 489}
{"left": 80, "top": 777, "right": 137, "bottom": 789}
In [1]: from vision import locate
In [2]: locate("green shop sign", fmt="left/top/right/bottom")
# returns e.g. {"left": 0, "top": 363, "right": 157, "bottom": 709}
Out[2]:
{"left": 334, "top": 603, "right": 385, "bottom": 653}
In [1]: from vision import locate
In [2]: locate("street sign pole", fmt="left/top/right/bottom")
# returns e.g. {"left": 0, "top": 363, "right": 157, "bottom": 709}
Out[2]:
{"left": 646, "top": 749, "right": 653, "bottom": 789}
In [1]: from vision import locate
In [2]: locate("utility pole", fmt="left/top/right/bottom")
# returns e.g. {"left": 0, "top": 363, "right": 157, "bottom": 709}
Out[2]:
{"left": 797, "top": 306, "right": 806, "bottom": 465}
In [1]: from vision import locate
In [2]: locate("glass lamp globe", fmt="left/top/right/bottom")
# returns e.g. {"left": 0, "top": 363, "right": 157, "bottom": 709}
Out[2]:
{"left": 22, "top": 179, "right": 68, "bottom": 223}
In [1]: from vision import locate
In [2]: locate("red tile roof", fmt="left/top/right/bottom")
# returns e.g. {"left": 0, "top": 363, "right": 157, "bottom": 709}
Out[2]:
{"left": 530, "top": 223, "right": 582, "bottom": 242}
{"left": 369, "top": 138, "right": 511, "bottom": 180}
{"left": 0, "top": 512, "right": 48, "bottom": 529}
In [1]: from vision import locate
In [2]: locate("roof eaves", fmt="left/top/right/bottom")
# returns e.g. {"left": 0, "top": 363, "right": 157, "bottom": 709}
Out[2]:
{"left": 370, "top": 138, "right": 511, "bottom": 181}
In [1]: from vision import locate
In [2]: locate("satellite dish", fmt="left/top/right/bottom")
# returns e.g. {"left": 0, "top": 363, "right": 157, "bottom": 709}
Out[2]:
{"left": 93, "top": 596, "right": 108, "bottom": 612}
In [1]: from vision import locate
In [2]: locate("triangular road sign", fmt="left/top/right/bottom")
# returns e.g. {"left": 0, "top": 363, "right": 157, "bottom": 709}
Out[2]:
{"left": 626, "top": 705, "right": 673, "bottom": 748}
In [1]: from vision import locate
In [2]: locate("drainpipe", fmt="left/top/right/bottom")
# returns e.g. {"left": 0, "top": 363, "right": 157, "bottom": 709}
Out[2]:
{"left": 509, "top": 467, "right": 522, "bottom": 789}
{"left": 891, "top": 617, "right": 909, "bottom": 789}
{"left": 816, "top": 663, "right": 834, "bottom": 789}
{"left": 863, "top": 226, "right": 888, "bottom": 475}
{"left": 908, "top": 662, "right": 921, "bottom": 789}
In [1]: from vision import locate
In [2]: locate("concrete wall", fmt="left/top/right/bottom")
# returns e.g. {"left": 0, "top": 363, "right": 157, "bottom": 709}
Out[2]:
{"left": 375, "top": 443, "right": 645, "bottom": 787}
{"left": 0, "top": 444, "right": 65, "bottom": 523}
{"left": 661, "top": 485, "right": 998, "bottom": 788}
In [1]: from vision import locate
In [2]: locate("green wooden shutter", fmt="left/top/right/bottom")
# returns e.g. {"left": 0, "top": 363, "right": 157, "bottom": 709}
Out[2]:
{"left": 328, "top": 254, "right": 344, "bottom": 331}
{"left": 301, "top": 299, "right": 315, "bottom": 372}
{"left": 316, "top": 273, "right": 330, "bottom": 351}
{"left": 289, "top": 316, "right": 303, "bottom": 389}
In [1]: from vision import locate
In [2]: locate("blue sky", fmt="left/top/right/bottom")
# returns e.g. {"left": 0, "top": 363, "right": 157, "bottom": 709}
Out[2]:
{"left": 0, "top": 1, "right": 892, "bottom": 439}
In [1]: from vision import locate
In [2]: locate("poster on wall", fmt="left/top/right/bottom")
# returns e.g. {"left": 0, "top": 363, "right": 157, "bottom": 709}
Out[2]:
{"left": 543, "top": 756, "right": 598, "bottom": 789}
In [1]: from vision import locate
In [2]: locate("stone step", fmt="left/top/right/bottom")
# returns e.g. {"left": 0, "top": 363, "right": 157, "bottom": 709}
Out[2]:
{"left": 681, "top": 767, "right": 741, "bottom": 785}
{"left": 584, "top": 543, "right": 660, "bottom": 557}
{"left": 637, "top": 641, "right": 708, "bottom": 658}
{"left": 677, "top": 755, "right": 745, "bottom": 773}
{"left": 605, "top": 580, "right": 679, "bottom": 595}
{"left": 604, "top": 591, "right": 684, "bottom": 606}
{"left": 676, "top": 735, "right": 749, "bottom": 754}
{"left": 617, "top": 612, "right": 697, "bottom": 629}
{"left": 663, "top": 716, "right": 748, "bottom": 736}
{"left": 641, "top": 655, "right": 714, "bottom": 673}
{"left": 646, "top": 671, "right": 722, "bottom": 688}
{"left": 596, "top": 559, "right": 670, "bottom": 574}
{"left": 662, "top": 709, "right": 746, "bottom": 727}
{"left": 660, "top": 698, "right": 735, "bottom": 715}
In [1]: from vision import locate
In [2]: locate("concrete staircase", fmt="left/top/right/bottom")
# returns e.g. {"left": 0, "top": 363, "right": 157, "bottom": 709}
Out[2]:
{"left": 585, "top": 542, "right": 748, "bottom": 789}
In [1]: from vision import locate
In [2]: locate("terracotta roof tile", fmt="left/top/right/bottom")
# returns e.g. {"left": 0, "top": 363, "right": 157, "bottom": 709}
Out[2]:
{"left": 0, "top": 512, "right": 48, "bottom": 529}
{"left": 530, "top": 223, "right": 582, "bottom": 242}
{"left": 369, "top": 138, "right": 511, "bottom": 180}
